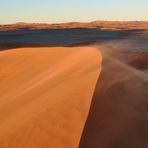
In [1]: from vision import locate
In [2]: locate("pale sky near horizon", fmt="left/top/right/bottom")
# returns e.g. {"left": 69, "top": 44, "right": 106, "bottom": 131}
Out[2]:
{"left": 0, "top": 0, "right": 148, "bottom": 24}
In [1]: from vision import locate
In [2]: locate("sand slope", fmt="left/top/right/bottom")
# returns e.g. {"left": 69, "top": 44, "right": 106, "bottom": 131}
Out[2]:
{"left": 0, "top": 47, "right": 101, "bottom": 148}
{"left": 79, "top": 44, "right": 148, "bottom": 148}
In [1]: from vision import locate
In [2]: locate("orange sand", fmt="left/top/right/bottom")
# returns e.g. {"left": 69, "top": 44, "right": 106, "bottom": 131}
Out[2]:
{"left": 0, "top": 47, "right": 102, "bottom": 148}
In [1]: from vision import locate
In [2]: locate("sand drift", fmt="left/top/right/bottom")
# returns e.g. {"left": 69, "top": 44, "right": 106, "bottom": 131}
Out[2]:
{"left": 79, "top": 42, "right": 148, "bottom": 148}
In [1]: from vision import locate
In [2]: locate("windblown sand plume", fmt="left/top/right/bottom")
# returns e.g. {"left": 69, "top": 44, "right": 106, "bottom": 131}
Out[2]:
{"left": 79, "top": 42, "right": 148, "bottom": 148}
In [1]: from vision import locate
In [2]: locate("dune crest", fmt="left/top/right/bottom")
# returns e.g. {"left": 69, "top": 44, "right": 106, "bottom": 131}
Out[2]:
{"left": 0, "top": 47, "right": 102, "bottom": 148}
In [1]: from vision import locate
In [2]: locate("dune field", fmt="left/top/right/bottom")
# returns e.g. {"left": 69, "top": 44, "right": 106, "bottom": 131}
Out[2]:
{"left": 0, "top": 22, "right": 148, "bottom": 148}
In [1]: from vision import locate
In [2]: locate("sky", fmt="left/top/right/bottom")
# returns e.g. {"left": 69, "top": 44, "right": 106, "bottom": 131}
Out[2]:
{"left": 0, "top": 0, "right": 148, "bottom": 24}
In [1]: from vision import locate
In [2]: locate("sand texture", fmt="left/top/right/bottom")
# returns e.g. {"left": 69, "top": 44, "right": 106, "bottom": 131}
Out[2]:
{"left": 0, "top": 47, "right": 101, "bottom": 148}
{"left": 79, "top": 43, "right": 148, "bottom": 148}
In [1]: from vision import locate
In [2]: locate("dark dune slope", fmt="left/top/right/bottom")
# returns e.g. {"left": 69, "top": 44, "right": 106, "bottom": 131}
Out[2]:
{"left": 79, "top": 44, "right": 148, "bottom": 148}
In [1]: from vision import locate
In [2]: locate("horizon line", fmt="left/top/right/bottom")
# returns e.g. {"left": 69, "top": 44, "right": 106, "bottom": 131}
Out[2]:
{"left": 1, "top": 20, "right": 148, "bottom": 25}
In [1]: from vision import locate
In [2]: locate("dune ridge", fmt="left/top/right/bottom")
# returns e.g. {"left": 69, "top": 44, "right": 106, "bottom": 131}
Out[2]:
{"left": 0, "top": 47, "right": 102, "bottom": 148}
{"left": 1, "top": 21, "right": 148, "bottom": 31}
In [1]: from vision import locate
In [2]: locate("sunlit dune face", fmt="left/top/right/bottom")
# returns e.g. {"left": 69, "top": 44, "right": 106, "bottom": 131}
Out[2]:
{"left": 0, "top": 47, "right": 102, "bottom": 148}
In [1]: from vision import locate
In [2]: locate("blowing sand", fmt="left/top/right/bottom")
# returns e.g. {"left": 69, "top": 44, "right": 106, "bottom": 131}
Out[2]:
{"left": 79, "top": 44, "right": 148, "bottom": 148}
{"left": 0, "top": 47, "right": 102, "bottom": 148}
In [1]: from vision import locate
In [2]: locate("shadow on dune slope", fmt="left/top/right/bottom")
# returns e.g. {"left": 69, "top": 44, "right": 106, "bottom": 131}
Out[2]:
{"left": 79, "top": 44, "right": 148, "bottom": 148}
{"left": 129, "top": 53, "right": 148, "bottom": 70}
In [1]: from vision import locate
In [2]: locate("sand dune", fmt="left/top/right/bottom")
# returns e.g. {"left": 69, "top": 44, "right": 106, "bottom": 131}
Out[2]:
{"left": 0, "top": 44, "right": 148, "bottom": 148}
{"left": 0, "top": 47, "right": 102, "bottom": 148}
{"left": 79, "top": 43, "right": 148, "bottom": 148}
{"left": 1, "top": 21, "right": 148, "bottom": 31}
{"left": 0, "top": 22, "right": 148, "bottom": 148}
{"left": 1, "top": 21, "right": 147, "bottom": 50}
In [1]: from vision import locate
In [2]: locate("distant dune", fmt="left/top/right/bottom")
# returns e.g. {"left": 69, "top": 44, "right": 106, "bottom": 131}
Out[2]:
{"left": 1, "top": 22, "right": 147, "bottom": 50}
{"left": 1, "top": 21, "right": 148, "bottom": 31}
